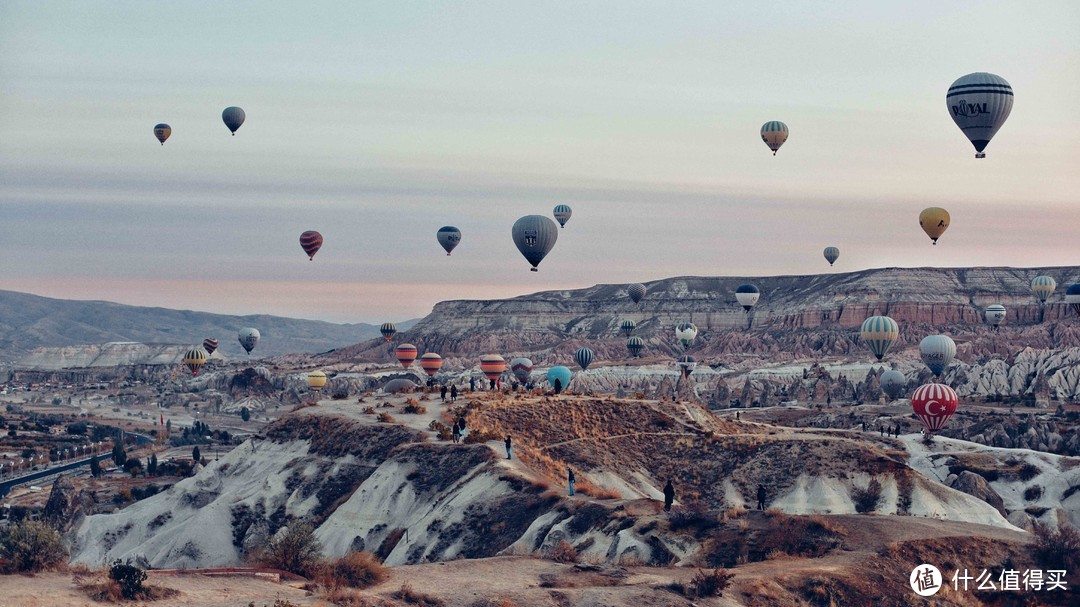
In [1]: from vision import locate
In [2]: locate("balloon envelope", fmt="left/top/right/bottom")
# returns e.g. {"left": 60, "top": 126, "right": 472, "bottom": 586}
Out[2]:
{"left": 674, "top": 322, "right": 698, "bottom": 348}
{"left": 919, "top": 335, "right": 956, "bottom": 376}
{"left": 547, "top": 366, "right": 572, "bottom": 389}
{"left": 984, "top": 304, "right": 1006, "bottom": 326}
{"left": 574, "top": 347, "right": 594, "bottom": 371}
{"left": 420, "top": 353, "right": 443, "bottom": 376}
{"left": 380, "top": 323, "right": 397, "bottom": 342}
{"left": 823, "top": 247, "right": 839, "bottom": 266}
{"left": 860, "top": 316, "right": 899, "bottom": 361}
{"left": 919, "top": 207, "right": 950, "bottom": 244}
{"left": 238, "top": 328, "right": 260, "bottom": 354}
{"left": 735, "top": 284, "right": 760, "bottom": 311}
{"left": 676, "top": 354, "right": 696, "bottom": 377}
{"left": 480, "top": 354, "right": 507, "bottom": 380}
{"left": 437, "top": 226, "right": 461, "bottom": 255}
{"left": 153, "top": 123, "right": 171, "bottom": 145}
{"left": 222, "top": 106, "right": 246, "bottom": 134}
{"left": 911, "top": 383, "right": 958, "bottom": 433}
{"left": 553, "top": 204, "right": 572, "bottom": 228}
{"left": 300, "top": 231, "right": 323, "bottom": 260}
{"left": 620, "top": 319, "right": 636, "bottom": 336}
{"left": 510, "top": 357, "right": 534, "bottom": 383}
{"left": 383, "top": 378, "right": 418, "bottom": 393}
{"left": 395, "top": 344, "right": 418, "bottom": 368}
{"left": 511, "top": 215, "right": 558, "bottom": 271}
{"left": 760, "top": 121, "right": 788, "bottom": 155}
{"left": 946, "top": 72, "right": 1013, "bottom": 158}
{"left": 202, "top": 338, "right": 218, "bottom": 356}
{"left": 626, "top": 337, "right": 645, "bottom": 357}
{"left": 1031, "top": 276, "right": 1056, "bottom": 303}
{"left": 880, "top": 370, "right": 906, "bottom": 399}
{"left": 183, "top": 348, "right": 206, "bottom": 375}
{"left": 1067, "top": 284, "right": 1080, "bottom": 315}
{"left": 627, "top": 283, "right": 647, "bottom": 304}
{"left": 307, "top": 370, "right": 327, "bottom": 391}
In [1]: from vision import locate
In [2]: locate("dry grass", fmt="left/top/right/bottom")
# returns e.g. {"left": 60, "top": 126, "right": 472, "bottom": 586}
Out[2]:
{"left": 391, "top": 583, "right": 446, "bottom": 606}
{"left": 316, "top": 551, "right": 388, "bottom": 590}
{"left": 546, "top": 540, "right": 578, "bottom": 564}
{"left": 74, "top": 567, "right": 179, "bottom": 603}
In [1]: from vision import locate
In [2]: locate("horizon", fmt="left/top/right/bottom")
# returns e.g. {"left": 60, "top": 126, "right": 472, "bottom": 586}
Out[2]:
{"left": 2, "top": 2, "right": 1078, "bottom": 324}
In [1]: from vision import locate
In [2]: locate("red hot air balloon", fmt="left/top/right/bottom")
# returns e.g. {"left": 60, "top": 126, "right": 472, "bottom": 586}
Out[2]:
{"left": 911, "top": 383, "right": 958, "bottom": 434}
{"left": 395, "top": 344, "right": 418, "bottom": 369}
{"left": 419, "top": 353, "right": 443, "bottom": 376}
{"left": 300, "top": 231, "right": 323, "bottom": 260}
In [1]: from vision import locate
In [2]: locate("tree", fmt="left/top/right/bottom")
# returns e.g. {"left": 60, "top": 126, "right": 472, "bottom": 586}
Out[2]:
{"left": 240, "top": 407, "right": 251, "bottom": 422}
{"left": 165, "top": 419, "right": 171, "bottom": 433}
{"left": 123, "top": 457, "right": 143, "bottom": 478}
{"left": 261, "top": 523, "right": 323, "bottom": 577}
{"left": 0, "top": 521, "right": 68, "bottom": 572}
{"left": 147, "top": 453, "right": 158, "bottom": 476}
{"left": 89, "top": 456, "right": 102, "bottom": 477}
{"left": 111, "top": 442, "right": 126, "bottom": 467}
{"left": 192, "top": 446, "right": 201, "bottom": 463}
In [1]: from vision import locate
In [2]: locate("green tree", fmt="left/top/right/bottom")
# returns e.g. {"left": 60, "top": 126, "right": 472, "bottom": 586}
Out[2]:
{"left": 240, "top": 407, "right": 251, "bottom": 422}
{"left": 111, "top": 442, "right": 126, "bottom": 467}
{"left": 123, "top": 457, "right": 143, "bottom": 478}
{"left": 89, "top": 456, "right": 102, "bottom": 477}
{"left": 0, "top": 520, "right": 68, "bottom": 572}
{"left": 147, "top": 453, "right": 158, "bottom": 476}
{"left": 192, "top": 445, "right": 201, "bottom": 463}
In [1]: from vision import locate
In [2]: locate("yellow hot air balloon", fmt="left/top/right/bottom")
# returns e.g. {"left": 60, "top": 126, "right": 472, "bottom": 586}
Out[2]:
{"left": 307, "top": 370, "right": 328, "bottom": 392}
{"left": 919, "top": 207, "right": 950, "bottom": 245}
{"left": 182, "top": 348, "right": 206, "bottom": 376}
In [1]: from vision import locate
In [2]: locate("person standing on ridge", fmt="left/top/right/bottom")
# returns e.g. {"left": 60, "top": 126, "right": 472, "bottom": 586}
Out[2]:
{"left": 553, "top": 377, "right": 562, "bottom": 395}
{"left": 756, "top": 484, "right": 767, "bottom": 511}
{"left": 452, "top": 423, "right": 461, "bottom": 444}
{"left": 567, "top": 467, "right": 576, "bottom": 496}
{"left": 440, "top": 385, "right": 447, "bottom": 401}
{"left": 505, "top": 435, "right": 512, "bottom": 460}
{"left": 470, "top": 377, "right": 475, "bottom": 392}
{"left": 450, "top": 384, "right": 458, "bottom": 402}
{"left": 663, "top": 480, "right": 675, "bottom": 512}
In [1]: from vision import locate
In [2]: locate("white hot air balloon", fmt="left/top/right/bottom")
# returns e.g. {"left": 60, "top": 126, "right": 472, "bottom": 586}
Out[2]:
{"left": 984, "top": 304, "right": 1006, "bottom": 328}
{"left": 946, "top": 73, "right": 1013, "bottom": 158}
{"left": 919, "top": 335, "right": 956, "bottom": 377}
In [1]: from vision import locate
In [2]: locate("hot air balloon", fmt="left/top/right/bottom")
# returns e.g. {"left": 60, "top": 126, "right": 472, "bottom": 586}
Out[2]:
{"left": 735, "top": 284, "right": 760, "bottom": 312}
{"left": 620, "top": 319, "right": 636, "bottom": 336}
{"left": 307, "top": 371, "right": 328, "bottom": 392}
{"left": 911, "top": 383, "right": 958, "bottom": 435}
{"left": 547, "top": 365, "right": 571, "bottom": 390}
{"left": 627, "top": 283, "right": 647, "bottom": 304}
{"left": 860, "top": 316, "right": 899, "bottom": 361}
{"left": 299, "top": 230, "right": 323, "bottom": 260}
{"left": 512, "top": 215, "right": 558, "bottom": 272}
{"left": 919, "top": 335, "right": 956, "bottom": 377}
{"left": 1031, "top": 276, "right": 1056, "bottom": 303}
{"left": 946, "top": 73, "right": 1013, "bottom": 158}
{"left": 380, "top": 323, "right": 397, "bottom": 342}
{"left": 626, "top": 337, "right": 645, "bottom": 358}
{"left": 675, "top": 322, "right": 698, "bottom": 349}
{"left": 1067, "top": 284, "right": 1080, "bottom": 316}
{"left": 676, "top": 355, "right": 696, "bottom": 378}
{"left": 480, "top": 354, "right": 507, "bottom": 381}
{"left": 760, "top": 121, "right": 788, "bottom": 155}
{"left": 395, "top": 344, "right": 418, "bottom": 369}
{"left": 880, "top": 370, "right": 906, "bottom": 399}
{"left": 437, "top": 226, "right": 461, "bottom": 256}
{"left": 511, "top": 357, "right": 534, "bottom": 383}
{"left": 823, "top": 247, "right": 840, "bottom": 266}
{"left": 238, "top": 328, "right": 260, "bottom": 354}
{"left": 153, "top": 123, "right": 171, "bottom": 145}
{"left": 553, "top": 205, "right": 572, "bottom": 228}
{"left": 984, "top": 304, "right": 1006, "bottom": 328}
{"left": 222, "top": 106, "right": 245, "bottom": 135}
{"left": 182, "top": 348, "right": 206, "bottom": 376}
{"left": 420, "top": 353, "right": 443, "bottom": 376}
{"left": 574, "top": 347, "right": 594, "bottom": 371}
{"left": 383, "top": 378, "right": 418, "bottom": 393}
{"left": 919, "top": 207, "right": 950, "bottom": 245}
{"left": 202, "top": 338, "right": 218, "bottom": 357}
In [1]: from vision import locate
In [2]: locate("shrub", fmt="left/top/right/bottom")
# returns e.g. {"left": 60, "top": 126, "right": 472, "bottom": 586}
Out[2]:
{"left": 261, "top": 523, "right": 323, "bottom": 577}
{"left": 546, "top": 540, "right": 578, "bottom": 563}
{"left": 362, "top": 406, "right": 376, "bottom": 414}
{"left": 391, "top": 583, "right": 445, "bottom": 606}
{"left": 1024, "top": 485, "right": 1044, "bottom": 501}
{"left": 108, "top": 560, "right": 148, "bottom": 599}
{"left": 0, "top": 520, "right": 68, "bottom": 573}
{"left": 851, "top": 479, "right": 883, "bottom": 513}
{"left": 686, "top": 568, "right": 733, "bottom": 598}
{"left": 428, "top": 420, "right": 453, "bottom": 441}
{"left": 1032, "top": 523, "right": 1080, "bottom": 571}
{"left": 376, "top": 412, "right": 396, "bottom": 423}
{"left": 402, "top": 403, "right": 427, "bottom": 415}
{"left": 669, "top": 500, "right": 717, "bottom": 531}
{"left": 1018, "top": 463, "right": 1041, "bottom": 481}
{"left": 318, "top": 551, "right": 388, "bottom": 590}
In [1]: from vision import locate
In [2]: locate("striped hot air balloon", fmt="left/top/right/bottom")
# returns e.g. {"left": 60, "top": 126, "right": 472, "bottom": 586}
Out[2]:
{"left": 574, "top": 347, "right": 594, "bottom": 371}
{"left": 419, "top": 353, "right": 443, "bottom": 376}
{"left": 984, "top": 304, "right": 1006, "bottom": 327}
{"left": 674, "top": 322, "right": 698, "bottom": 349}
{"left": 380, "top": 323, "right": 397, "bottom": 342}
{"left": 202, "top": 338, "right": 218, "bottom": 356}
{"left": 676, "top": 355, "right": 696, "bottom": 378}
{"left": 183, "top": 348, "right": 206, "bottom": 376}
{"left": 1031, "top": 275, "right": 1056, "bottom": 303}
{"left": 911, "top": 383, "right": 958, "bottom": 433}
{"left": 946, "top": 73, "right": 1013, "bottom": 158}
{"left": 307, "top": 371, "right": 327, "bottom": 392}
{"left": 620, "top": 319, "right": 636, "bottom": 336}
{"left": 299, "top": 231, "right": 323, "bottom": 260}
{"left": 627, "top": 283, "right": 647, "bottom": 304}
{"left": 823, "top": 247, "right": 840, "bottom": 266}
{"left": 480, "top": 354, "right": 507, "bottom": 380}
{"left": 1067, "top": 284, "right": 1080, "bottom": 316}
{"left": 395, "top": 344, "right": 418, "bottom": 368}
{"left": 919, "top": 335, "right": 956, "bottom": 377}
{"left": 860, "top": 316, "right": 899, "bottom": 361}
{"left": 626, "top": 337, "right": 645, "bottom": 358}
{"left": 760, "top": 121, "right": 788, "bottom": 155}
{"left": 510, "top": 357, "right": 534, "bottom": 383}
{"left": 553, "top": 204, "right": 572, "bottom": 228}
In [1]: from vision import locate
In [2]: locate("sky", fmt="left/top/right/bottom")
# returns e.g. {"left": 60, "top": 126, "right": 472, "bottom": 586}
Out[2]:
{"left": 1, "top": 2, "right": 1078, "bottom": 324}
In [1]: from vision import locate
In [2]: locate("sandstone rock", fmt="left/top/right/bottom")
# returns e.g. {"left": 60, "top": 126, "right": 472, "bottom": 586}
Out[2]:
{"left": 950, "top": 471, "right": 1007, "bottom": 517}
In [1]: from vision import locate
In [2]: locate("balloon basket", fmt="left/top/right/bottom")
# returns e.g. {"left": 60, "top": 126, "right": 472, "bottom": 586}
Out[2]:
{"left": 975, "top": 153, "right": 985, "bottom": 159}
{"left": 530, "top": 268, "right": 538, "bottom": 272}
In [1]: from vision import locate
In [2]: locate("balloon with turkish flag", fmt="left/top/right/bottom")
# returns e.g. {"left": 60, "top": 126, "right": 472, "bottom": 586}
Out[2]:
{"left": 911, "top": 383, "right": 958, "bottom": 434}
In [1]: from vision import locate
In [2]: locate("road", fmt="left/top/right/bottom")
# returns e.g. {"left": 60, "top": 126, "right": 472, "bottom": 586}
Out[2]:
{"left": 0, "top": 453, "right": 113, "bottom": 498}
